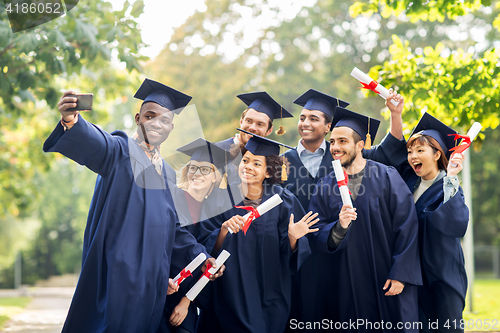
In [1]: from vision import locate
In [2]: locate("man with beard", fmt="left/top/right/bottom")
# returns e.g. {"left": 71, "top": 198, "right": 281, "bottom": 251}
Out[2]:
{"left": 303, "top": 107, "right": 422, "bottom": 332}
{"left": 43, "top": 79, "right": 223, "bottom": 333}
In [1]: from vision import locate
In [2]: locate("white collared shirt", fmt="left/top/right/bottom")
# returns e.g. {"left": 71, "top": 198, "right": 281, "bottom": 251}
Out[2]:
{"left": 297, "top": 139, "right": 327, "bottom": 178}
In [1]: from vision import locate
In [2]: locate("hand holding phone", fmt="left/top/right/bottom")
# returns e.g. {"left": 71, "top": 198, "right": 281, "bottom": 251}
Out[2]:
{"left": 65, "top": 93, "right": 93, "bottom": 111}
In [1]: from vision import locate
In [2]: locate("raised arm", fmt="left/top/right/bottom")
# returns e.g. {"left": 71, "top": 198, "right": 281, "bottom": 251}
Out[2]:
{"left": 43, "top": 91, "right": 128, "bottom": 176}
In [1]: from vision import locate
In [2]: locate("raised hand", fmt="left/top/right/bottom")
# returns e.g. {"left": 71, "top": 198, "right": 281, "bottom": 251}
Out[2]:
{"left": 288, "top": 211, "right": 320, "bottom": 241}
{"left": 447, "top": 152, "right": 464, "bottom": 177}
{"left": 58, "top": 90, "right": 79, "bottom": 122}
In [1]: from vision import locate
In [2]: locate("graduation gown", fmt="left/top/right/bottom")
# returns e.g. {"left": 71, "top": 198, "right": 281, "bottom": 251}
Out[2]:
{"left": 309, "top": 160, "right": 422, "bottom": 332}
{"left": 158, "top": 186, "right": 242, "bottom": 333}
{"left": 43, "top": 116, "right": 206, "bottom": 333}
{"left": 281, "top": 141, "right": 334, "bottom": 210}
{"left": 195, "top": 184, "right": 311, "bottom": 333}
{"left": 365, "top": 133, "right": 469, "bottom": 331}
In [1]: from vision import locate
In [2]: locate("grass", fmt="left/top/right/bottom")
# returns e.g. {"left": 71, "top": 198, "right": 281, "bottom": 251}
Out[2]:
{"left": 0, "top": 297, "right": 31, "bottom": 329}
{"left": 464, "top": 279, "right": 500, "bottom": 332}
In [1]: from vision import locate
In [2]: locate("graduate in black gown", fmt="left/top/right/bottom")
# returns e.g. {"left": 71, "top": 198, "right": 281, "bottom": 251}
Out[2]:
{"left": 364, "top": 90, "right": 469, "bottom": 333}
{"left": 281, "top": 89, "right": 349, "bottom": 331}
{"left": 308, "top": 107, "right": 422, "bottom": 332}
{"left": 196, "top": 132, "right": 320, "bottom": 333}
{"left": 216, "top": 91, "right": 292, "bottom": 151}
{"left": 44, "top": 79, "right": 223, "bottom": 333}
{"left": 159, "top": 138, "right": 239, "bottom": 333}
{"left": 282, "top": 89, "right": 349, "bottom": 209}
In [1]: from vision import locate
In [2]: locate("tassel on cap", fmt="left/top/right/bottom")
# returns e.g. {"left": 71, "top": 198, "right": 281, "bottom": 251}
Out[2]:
{"left": 364, "top": 117, "right": 372, "bottom": 150}
{"left": 219, "top": 172, "right": 228, "bottom": 189}
{"left": 219, "top": 151, "right": 228, "bottom": 189}
{"left": 276, "top": 106, "right": 286, "bottom": 135}
{"left": 281, "top": 163, "right": 288, "bottom": 181}
{"left": 276, "top": 125, "right": 286, "bottom": 135}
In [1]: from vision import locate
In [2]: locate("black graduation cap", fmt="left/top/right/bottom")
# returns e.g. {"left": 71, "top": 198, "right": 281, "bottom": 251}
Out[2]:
{"left": 237, "top": 128, "right": 293, "bottom": 156}
{"left": 236, "top": 92, "right": 292, "bottom": 122}
{"left": 293, "top": 89, "right": 350, "bottom": 118}
{"left": 330, "top": 107, "right": 380, "bottom": 149}
{"left": 177, "top": 138, "right": 231, "bottom": 169}
{"left": 410, "top": 112, "right": 457, "bottom": 156}
{"left": 134, "top": 78, "right": 192, "bottom": 114}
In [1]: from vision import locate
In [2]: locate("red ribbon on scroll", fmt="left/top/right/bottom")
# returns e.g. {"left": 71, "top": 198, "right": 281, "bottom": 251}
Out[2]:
{"left": 201, "top": 263, "right": 212, "bottom": 279}
{"left": 336, "top": 170, "right": 351, "bottom": 195}
{"left": 176, "top": 268, "right": 193, "bottom": 286}
{"left": 359, "top": 80, "right": 380, "bottom": 94}
{"left": 448, "top": 134, "right": 471, "bottom": 154}
{"left": 234, "top": 205, "right": 262, "bottom": 235}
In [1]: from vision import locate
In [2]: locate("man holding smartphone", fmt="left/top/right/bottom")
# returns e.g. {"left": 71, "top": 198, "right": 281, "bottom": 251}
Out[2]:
{"left": 43, "top": 79, "right": 224, "bottom": 333}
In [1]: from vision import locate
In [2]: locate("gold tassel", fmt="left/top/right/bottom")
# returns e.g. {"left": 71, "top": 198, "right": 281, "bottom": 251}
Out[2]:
{"left": 364, "top": 134, "right": 372, "bottom": 150}
{"left": 219, "top": 172, "right": 228, "bottom": 189}
{"left": 281, "top": 163, "right": 288, "bottom": 181}
{"left": 364, "top": 116, "right": 372, "bottom": 149}
{"left": 276, "top": 125, "right": 286, "bottom": 135}
{"left": 276, "top": 105, "right": 286, "bottom": 135}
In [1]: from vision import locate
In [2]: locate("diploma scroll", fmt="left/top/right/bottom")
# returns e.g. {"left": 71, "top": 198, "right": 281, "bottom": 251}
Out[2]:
{"left": 350, "top": 67, "right": 399, "bottom": 107}
{"left": 229, "top": 193, "right": 284, "bottom": 234}
{"left": 449, "top": 122, "right": 482, "bottom": 167}
{"left": 185, "top": 250, "right": 230, "bottom": 301}
{"left": 172, "top": 253, "right": 207, "bottom": 287}
{"left": 332, "top": 160, "right": 353, "bottom": 208}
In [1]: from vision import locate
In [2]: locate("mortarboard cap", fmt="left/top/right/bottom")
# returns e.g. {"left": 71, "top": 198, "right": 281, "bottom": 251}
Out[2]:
{"left": 330, "top": 107, "right": 380, "bottom": 149}
{"left": 177, "top": 138, "right": 231, "bottom": 169}
{"left": 293, "top": 89, "right": 350, "bottom": 119}
{"left": 237, "top": 92, "right": 292, "bottom": 122}
{"left": 410, "top": 112, "right": 457, "bottom": 156}
{"left": 134, "top": 78, "right": 192, "bottom": 114}
{"left": 237, "top": 128, "right": 293, "bottom": 156}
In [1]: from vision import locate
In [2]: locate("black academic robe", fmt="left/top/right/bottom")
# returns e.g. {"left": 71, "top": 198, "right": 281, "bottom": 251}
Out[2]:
{"left": 43, "top": 116, "right": 207, "bottom": 333}
{"left": 281, "top": 141, "right": 334, "bottom": 210}
{"left": 158, "top": 187, "right": 242, "bottom": 333}
{"left": 309, "top": 160, "right": 422, "bottom": 332}
{"left": 195, "top": 184, "right": 311, "bottom": 333}
{"left": 365, "top": 133, "right": 469, "bottom": 332}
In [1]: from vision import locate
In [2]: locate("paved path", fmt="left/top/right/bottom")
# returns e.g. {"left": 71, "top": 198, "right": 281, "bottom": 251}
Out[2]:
{"left": 1, "top": 288, "right": 73, "bottom": 333}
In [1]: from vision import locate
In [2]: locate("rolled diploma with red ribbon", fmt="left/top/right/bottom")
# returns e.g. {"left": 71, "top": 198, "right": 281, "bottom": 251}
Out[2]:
{"left": 172, "top": 252, "right": 207, "bottom": 287}
{"left": 332, "top": 160, "right": 353, "bottom": 208}
{"left": 450, "top": 122, "right": 482, "bottom": 167}
{"left": 185, "top": 250, "right": 230, "bottom": 301}
{"left": 228, "top": 193, "right": 284, "bottom": 234}
{"left": 350, "top": 67, "right": 399, "bottom": 107}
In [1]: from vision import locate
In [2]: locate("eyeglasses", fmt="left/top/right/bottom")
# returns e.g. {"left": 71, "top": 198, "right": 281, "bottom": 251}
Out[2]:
{"left": 187, "top": 165, "right": 214, "bottom": 175}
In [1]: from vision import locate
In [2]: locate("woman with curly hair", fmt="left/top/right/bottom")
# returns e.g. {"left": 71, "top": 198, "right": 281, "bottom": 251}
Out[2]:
{"left": 196, "top": 132, "right": 319, "bottom": 333}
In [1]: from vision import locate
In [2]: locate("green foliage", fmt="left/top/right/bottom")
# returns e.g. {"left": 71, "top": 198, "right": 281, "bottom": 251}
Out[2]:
{"left": 368, "top": 36, "right": 500, "bottom": 131}
{"left": 0, "top": 0, "right": 147, "bottom": 285}
{"left": 350, "top": 0, "right": 489, "bottom": 22}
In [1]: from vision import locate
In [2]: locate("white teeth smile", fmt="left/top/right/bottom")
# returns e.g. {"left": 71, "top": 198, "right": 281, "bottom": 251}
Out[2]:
{"left": 192, "top": 179, "right": 204, "bottom": 183}
{"left": 148, "top": 130, "right": 161, "bottom": 135}
{"left": 303, "top": 130, "right": 313, "bottom": 133}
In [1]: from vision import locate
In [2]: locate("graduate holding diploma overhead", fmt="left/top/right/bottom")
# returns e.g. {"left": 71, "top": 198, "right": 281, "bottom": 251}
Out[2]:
{"left": 43, "top": 79, "right": 223, "bottom": 333}
{"left": 364, "top": 90, "right": 470, "bottom": 333}
{"left": 308, "top": 107, "right": 422, "bottom": 332}
{"left": 196, "top": 131, "right": 319, "bottom": 333}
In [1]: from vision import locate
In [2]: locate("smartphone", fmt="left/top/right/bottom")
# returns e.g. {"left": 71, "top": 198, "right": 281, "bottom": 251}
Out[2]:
{"left": 66, "top": 93, "right": 93, "bottom": 111}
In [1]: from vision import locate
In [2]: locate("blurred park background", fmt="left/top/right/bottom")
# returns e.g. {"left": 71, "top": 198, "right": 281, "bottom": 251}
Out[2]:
{"left": 1, "top": 0, "right": 500, "bottom": 330}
